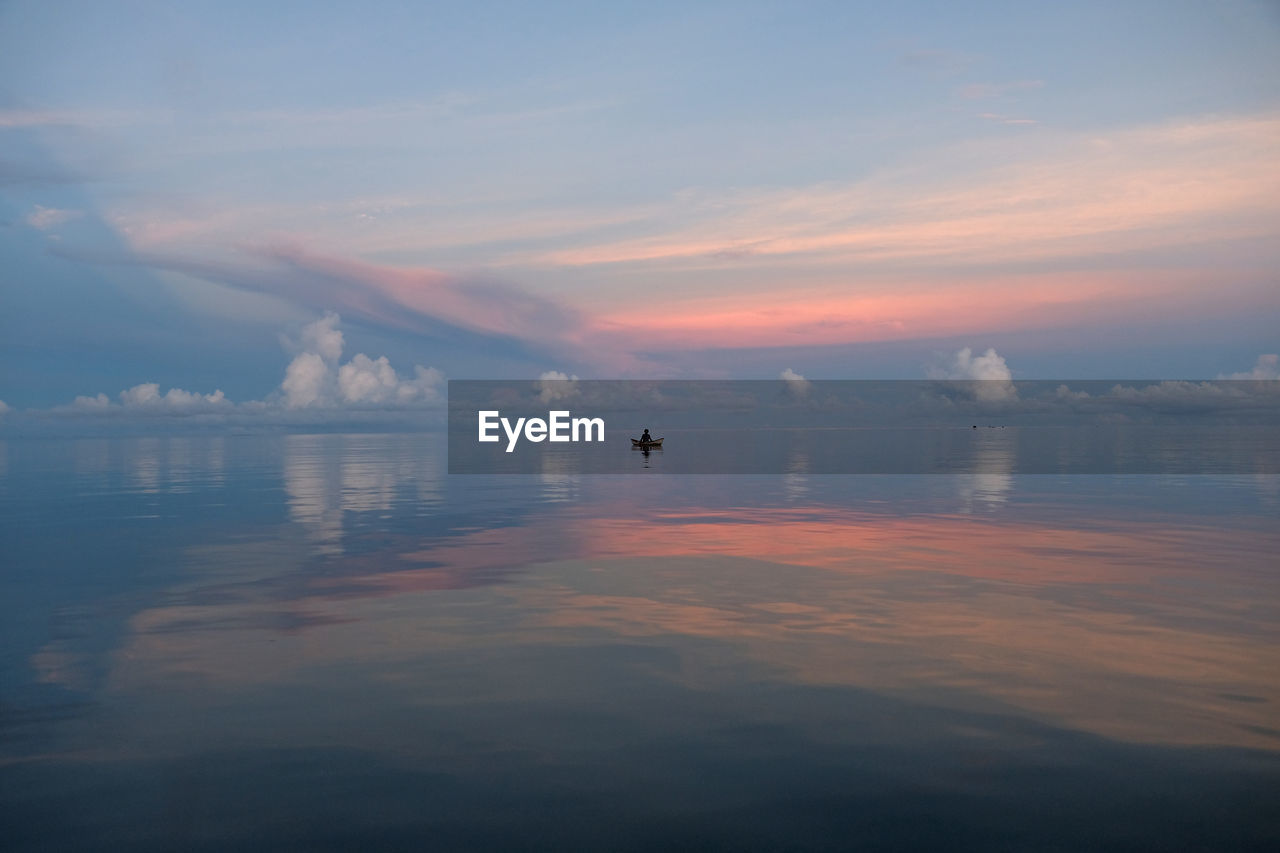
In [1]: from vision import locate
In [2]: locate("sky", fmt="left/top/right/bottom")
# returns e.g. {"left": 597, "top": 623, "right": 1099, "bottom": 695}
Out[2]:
{"left": 1, "top": 0, "right": 1278, "bottom": 415}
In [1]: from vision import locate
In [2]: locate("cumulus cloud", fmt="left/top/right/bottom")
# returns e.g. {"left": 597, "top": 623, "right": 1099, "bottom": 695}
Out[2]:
{"left": 537, "top": 369, "right": 580, "bottom": 402}
{"left": 26, "top": 205, "right": 82, "bottom": 230}
{"left": 64, "top": 384, "right": 229, "bottom": 414}
{"left": 929, "top": 347, "right": 1016, "bottom": 401}
{"left": 277, "top": 313, "right": 347, "bottom": 407}
{"left": 1219, "top": 354, "right": 1279, "bottom": 381}
{"left": 339, "top": 356, "right": 443, "bottom": 405}
{"left": 118, "top": 383, "right": 228, "bottom": 408}
{"left": 338, "top": 354, "right": 399, "bottom": 403}
{"left": 281, "top": 352, "right": 331, "bottom": 409}
{"left": 780, "top": 368, "right": 811, "bottom": 396}
{"left": 297, "top": 312, "right": 345, "bottom": 362}
{"left": 40, "top": 313, "right": 444, "bottom": 419}
{"left": 71, "top": 393, "right": 112, "bottom": 410}
{"left": 278, "top": 313, "right": 444, "bottom": 409}
{"left": 940, "top": 347, "right": 1013, "bottom": 381}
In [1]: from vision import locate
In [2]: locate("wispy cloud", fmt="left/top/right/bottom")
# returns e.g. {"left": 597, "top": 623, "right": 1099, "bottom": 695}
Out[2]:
{"left": 106, "top": 195, "right": 660, "bottom": 259}
{"left": 524, "top": 114, "right": 1280, "bottom": 270}
{"left": 585, "top": 268, "right": 1267, "bottom": 352}
{"left": 64, "top": 242, "right": 585, "bottom": 359}
{"left": 96, "top": 110, "right": 1274, "bottom": 278}
{"left": 25, "top": 205, "right": 82, "bottom": 230}
{"left": 41, "top": 108, "right": 1280, "bottom": 364}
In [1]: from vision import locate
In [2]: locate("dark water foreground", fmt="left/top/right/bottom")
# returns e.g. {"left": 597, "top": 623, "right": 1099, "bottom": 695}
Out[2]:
{"left": 1, "top": 434, "right": 1278, "bottom": 851}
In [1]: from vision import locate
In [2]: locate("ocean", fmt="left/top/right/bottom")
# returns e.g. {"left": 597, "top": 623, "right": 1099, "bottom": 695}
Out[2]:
{"left": 1, "top": 432, "right": 1277, "bottom": 851}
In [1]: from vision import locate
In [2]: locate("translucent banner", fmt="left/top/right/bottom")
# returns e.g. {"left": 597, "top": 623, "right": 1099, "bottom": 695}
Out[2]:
{"left": 448, "top": 380, "right": 1280, "bottom": 474}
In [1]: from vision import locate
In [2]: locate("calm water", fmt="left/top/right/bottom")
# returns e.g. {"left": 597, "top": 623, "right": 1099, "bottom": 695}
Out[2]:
{"left": 2, "top": 434, "right": 1278, "bottom": 851}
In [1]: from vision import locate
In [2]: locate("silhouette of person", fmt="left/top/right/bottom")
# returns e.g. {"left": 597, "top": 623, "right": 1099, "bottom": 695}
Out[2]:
{"left": 640, "top": 428, "right": 652, "bottom": 442}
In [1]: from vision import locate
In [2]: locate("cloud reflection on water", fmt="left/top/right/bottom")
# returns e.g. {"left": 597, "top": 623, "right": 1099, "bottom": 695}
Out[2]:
{"left": 42, "top": 434, "right": 1272, "bottom": 756}
{"left": 5, "top": 435, "right": 1279, "bottom": 851}
{"left": 283, "top": 433, "right": 443, "bottom": 555}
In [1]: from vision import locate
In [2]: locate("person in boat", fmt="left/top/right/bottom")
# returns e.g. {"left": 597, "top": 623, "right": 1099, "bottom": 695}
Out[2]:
{"left": 640, "top": 429, "right": 652, "bottom": 443}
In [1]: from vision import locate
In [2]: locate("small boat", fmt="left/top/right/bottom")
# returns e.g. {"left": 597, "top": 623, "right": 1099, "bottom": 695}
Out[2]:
{"left": 631, "top": 437, "right": 664, "bottom": 448}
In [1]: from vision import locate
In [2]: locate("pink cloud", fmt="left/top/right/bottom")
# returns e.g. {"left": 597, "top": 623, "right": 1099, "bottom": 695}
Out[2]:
{"left": 518, "top": 115, "right": 1280, "bottom": 271}
{"left": 74, "top": 112, "right": 1280, "bottom": 371}
{"left": 587, "top": 269, "right": 1279, "bottom": 352}
{"left": 104, "top": 241, "right": 584, "bottom": 350}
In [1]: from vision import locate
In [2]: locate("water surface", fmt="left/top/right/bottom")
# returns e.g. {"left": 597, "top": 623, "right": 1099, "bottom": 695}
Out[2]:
{"left": 2, "top": 434, "right": 1278, "bottom": 850}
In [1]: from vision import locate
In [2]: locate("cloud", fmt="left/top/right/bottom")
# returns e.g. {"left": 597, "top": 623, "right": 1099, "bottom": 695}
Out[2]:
{"left": 30, "top": 112, "right": 1280, "bottom": 370}
{"left": 932, "top": 347, "right": 1012, "bottom": 381}
{"left": 537, "top": 370, "right": 580, "bottom": 402}
{"left": 1049, "top": 380, "right": 1280, "bottom": 422}
{"left": 26, "top": 205, "right": 82, "bottom": 230}
{"left": 66, "top": 384, "right": 229, "bottom": 414}
{"left": 43, "top": 314, "right": 444, "bottom": 419}
{"left": 87, "top": 243, "right": 584, "bottom": 365}
{"left": 588, "top": 269, "right": 1262, "bottom": 353}
{"left": 260, "top": 245, "right": 582, "bottom": 344}
{"left": 290, "top": 311, "right": 345, "bottom": 362}
{"left": 278, "top": 313, "right": 444, "bottom": 409}
{"left": 120, "top": 383, "right": 228, "bottom": 408}
{"left": 0, "top": 399, "right": 10, "bottom": 416}
{"left": 281, "top": 352, "right": 330, "bottom": 409}
{"left": 1220, "top": 354, "right": 1279, "bottom": 381}
{"left": 338, "top": 356, "right": 443, "bottom": 405}
{"left": 67, "top": 112, "right": 1277, "bottom": 362}
{"left": 929, "top": 347, "right": 1016, "bottom": 401}
{"left": 780, "top": 368, "right": 811, "bottom": 396}
{"left": 524, "top": 114, "right": 1280, "bottom": 274}
{"left": 71, "top": 393, "right": 111, "bottom": 410}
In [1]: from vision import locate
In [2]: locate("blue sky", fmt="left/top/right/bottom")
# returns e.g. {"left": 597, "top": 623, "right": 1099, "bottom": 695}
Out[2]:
{"left": 1, "top": 0, "right": 1278, "bottom": 413}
